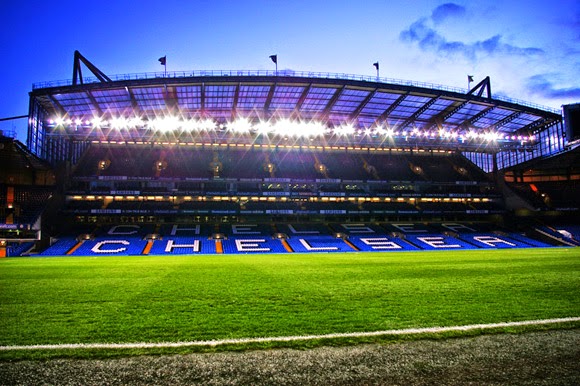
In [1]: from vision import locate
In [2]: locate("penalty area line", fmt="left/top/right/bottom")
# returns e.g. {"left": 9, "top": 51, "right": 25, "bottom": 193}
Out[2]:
{"left": 1, "top": 317, "right": 579, "bottom": 351}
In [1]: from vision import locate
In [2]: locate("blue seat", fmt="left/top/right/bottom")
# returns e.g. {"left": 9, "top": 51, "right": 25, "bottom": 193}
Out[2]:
{"left": 148, "top": 237, "right": 211, "bottom": 255}
{"left": 38, "top": 238, "right": 78, "bottom": 256}
{"left": 458, "top": 233, "right": 527, "bottom": 248}
{"left": 70, "top": 237, "right": 148, "bottom": 256}
{"left": 405, "top": 234, "right": 477, "bottom": 250}
{"left": 286, "top": 236, "right": 355, "bottom": 253}
{"left": 349, "top": 236, "right": 419, "bottom": 251}
{"left": 221, "top": 238, "right": 287, "bottom": 254}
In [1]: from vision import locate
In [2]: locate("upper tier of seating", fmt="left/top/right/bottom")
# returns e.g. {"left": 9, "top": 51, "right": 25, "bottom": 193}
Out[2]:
{"left": 0, "top": 185, "right": 54, "bottom": 225}
{"left": 73, "top": 145, "right": 489, "bottom": 184}
{"left": 507, "top": 181, "right": 580, "bottom": 211}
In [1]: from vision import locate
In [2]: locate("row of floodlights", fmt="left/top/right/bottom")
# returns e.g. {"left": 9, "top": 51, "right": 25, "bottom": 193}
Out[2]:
{"left": 47, "top": 116, "right": 535, "bottom": 142}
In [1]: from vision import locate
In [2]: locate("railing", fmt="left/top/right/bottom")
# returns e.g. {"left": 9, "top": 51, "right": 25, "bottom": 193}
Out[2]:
{"left": 32, "top": 69, "right": 561, "bottom": 114}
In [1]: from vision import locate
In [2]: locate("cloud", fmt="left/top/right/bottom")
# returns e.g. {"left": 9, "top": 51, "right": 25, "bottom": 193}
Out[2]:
{"left": 526, "top": 74, "right": 580, "bottom": 100}
{"left": 431, "top": 3, "right": 466, "bottom": 25}
{"left": 399, "top": 3, "right": 544, "bottom": 60}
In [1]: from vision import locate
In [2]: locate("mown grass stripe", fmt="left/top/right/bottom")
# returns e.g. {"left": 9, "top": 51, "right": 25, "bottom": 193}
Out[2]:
{"left": 1, "top": 317, "right": 578, "bottom": 351}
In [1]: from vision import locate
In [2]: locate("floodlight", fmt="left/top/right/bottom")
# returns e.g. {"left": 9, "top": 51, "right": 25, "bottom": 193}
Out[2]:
{"left": 255, "top": 121, "right": 273, "bottom": 135}
{"left": 152, "top": 116, "right": 180, "bottom": 132}
{"left": 128, "top": 117, "right": 144, "bottom": 128}
{"left": 335, "top": 123, "right": 355, "bottom": 136}
{"left": 89, "top": 116, "right": 104, "bottom": 128}
{"left": 201, "top": 119, "right": 217, "bottom": 131}
{"left": 110, "top": 117, "right": 129, "bottom": 129}
{"left": 229, "top": 117, "right": 252, "bottom": 133}
{"left": 303, "top": 121, "right": 327, "bottom": 137}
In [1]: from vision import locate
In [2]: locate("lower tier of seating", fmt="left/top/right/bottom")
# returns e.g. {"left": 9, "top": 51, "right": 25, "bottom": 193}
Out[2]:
{"left": 32, "top": 222, "right": 558, "bottom": 257}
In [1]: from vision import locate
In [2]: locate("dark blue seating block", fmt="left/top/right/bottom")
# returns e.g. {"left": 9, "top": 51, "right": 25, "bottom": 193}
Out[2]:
{"left": 348, "top": 236, "right": 419, "bottom": 251}
{"left": 7, "top": 242, "right": 34, "bottom": 257}
{"left": 221, "top": 238, "right": 287, "bottom": 254}
{"left": 94, "top": 224, "right": 156, "bottom": 239}
{"left": 430, "top": 223, "right": 485, "bottom": 233}
{"left": 276, "top": 223, "right": 333, "bottom": 236}
{"left": 159, "top": 224, "right": 214, "bottom": 237}
{"left": 70, "top": 237, "right": 148, "bottom": 256}
{"left": 328, "top": 223, "right": 387, "bottom": 235}
{"left": 148, "top": 237, "right": 213, "bottom": 255}
{"left": 220, "top": 223, "right": 274, "bottom": 237}
{"left": 380, "top": 223, "right": 438, "bottom": 234}
{"left": 405, "top": 234, "right": 477, "bottom": 250}
{"left": 38, "top": 238, "right": 78, "bottom": 256}
{"left": 286, "top": 236, "right": 355, "bottom": 253}
{"left": 505, "top": 233, "right": 552, "bottom": 247}
{"left": 458, "top": 233, "right": 529, "bottom": 248}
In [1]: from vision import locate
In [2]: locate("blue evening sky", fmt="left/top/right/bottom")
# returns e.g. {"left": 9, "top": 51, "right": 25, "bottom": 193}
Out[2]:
{"left": 1, "top": 0, "right": 578, "bottom": 141}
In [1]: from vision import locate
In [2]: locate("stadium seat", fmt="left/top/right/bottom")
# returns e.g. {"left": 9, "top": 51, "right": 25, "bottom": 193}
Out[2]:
{"left": 285, "top": 236, "right": 356, "bottom": 253}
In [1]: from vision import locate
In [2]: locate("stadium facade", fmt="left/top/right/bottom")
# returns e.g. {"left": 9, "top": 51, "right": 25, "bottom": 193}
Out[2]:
{"left": 1, "top": 52, "right": 578, "bottom": 256}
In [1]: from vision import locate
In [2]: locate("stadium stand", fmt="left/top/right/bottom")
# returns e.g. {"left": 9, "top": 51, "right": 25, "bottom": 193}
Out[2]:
{"left": 2, "top": 56, "right": 577, "bottom": 257}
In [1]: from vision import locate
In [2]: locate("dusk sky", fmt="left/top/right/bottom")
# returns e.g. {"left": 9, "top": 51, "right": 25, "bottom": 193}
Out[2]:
{"left": 1, "top": 0, "right": 579, "bottom": 142}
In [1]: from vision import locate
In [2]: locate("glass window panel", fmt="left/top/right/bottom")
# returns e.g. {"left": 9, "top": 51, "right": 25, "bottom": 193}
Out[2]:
{"left": 301, "top": 87, "right": 337, "bottom": 112}
{"left": 359, "top": 91, "right": 401, "bottom": 116}
{"left": 270, "top": 86, "right": 304, "bottom": 110}
{"left": 237, "top": 85, "right": 270, "bottom": 109}
{"left": 205, "top": 85, "right": 236, "bottom": 109}
{"left": 132, "top": 87, "right": 166, "bottom": 111}
{"left": 330, "top": 89, "right": 371, "bottom": 114}
{"left": 53, "top": 92, "right": 94, "bottom": 115}
{"left": 176, "top": 85, "right": 202, "bottom": 110}
{"left": 417, "top": 98, "right": 454, "bottom": 120}
{"left": 92, "top": 89, "right": 133, "bottom": 111}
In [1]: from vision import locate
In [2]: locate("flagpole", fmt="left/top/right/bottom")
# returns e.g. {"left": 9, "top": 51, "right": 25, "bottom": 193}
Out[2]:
{"left": 269, "top": 55, "right": 278, "bottom": 76}
{"left": 159, "top": 56, "right": 167, "bottom": 77}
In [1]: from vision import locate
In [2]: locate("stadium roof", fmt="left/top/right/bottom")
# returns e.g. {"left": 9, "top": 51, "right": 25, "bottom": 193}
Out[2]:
{"left": 29, "top": 54, "right": 563, "bottom": 151}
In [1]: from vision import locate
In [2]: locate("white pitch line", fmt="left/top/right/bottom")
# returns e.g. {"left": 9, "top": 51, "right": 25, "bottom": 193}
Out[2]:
{"left": 1, "top": 317, "right": 579, "bottom": 351}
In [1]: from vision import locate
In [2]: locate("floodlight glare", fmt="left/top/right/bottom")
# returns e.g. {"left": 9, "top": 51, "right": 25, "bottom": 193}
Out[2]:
{"left": 128, "top": 117, "right": 144, "bottom": 128}
{"left": 90, "top": 117, "right": 104, "bottom": 128}
{"left": 150, "top": 116, "right": 180, "bottom": 132}
{"left": 229, "top": 117, "right": 253, "bottom": 133}
{"left": 335, "top": 123, "right": 355, "bottom": 136}
{"left": 255, "top": 121, "right": 273, "bottom": 135}
{"left": 303, "top": 121, "right": 327, "bottom": 137}
{"left": 110, "top": 117, "right": 129, "bottom": 129}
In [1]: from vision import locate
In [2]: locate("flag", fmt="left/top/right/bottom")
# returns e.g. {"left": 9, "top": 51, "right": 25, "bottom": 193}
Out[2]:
{"left": 468, "top": 75, "right": 474, "bottom": 82}
{"left": 269, "top": 54, "right": 277, "bottom": 64}
{"left": 373, "top": 62, "right": 379, "bottom": 70}
{"left": 159, "top": 56, "right": 166, "bottom": 66}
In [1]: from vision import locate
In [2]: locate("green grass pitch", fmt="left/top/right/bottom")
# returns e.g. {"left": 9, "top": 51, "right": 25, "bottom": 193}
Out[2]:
{"left": 1, "top": 247, "right": 579, "bottom": 358}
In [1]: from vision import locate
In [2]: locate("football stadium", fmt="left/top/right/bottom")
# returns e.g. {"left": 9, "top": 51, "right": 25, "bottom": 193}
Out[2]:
{"left": 1, "top": 52, "right": 579, "bottom": 380}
